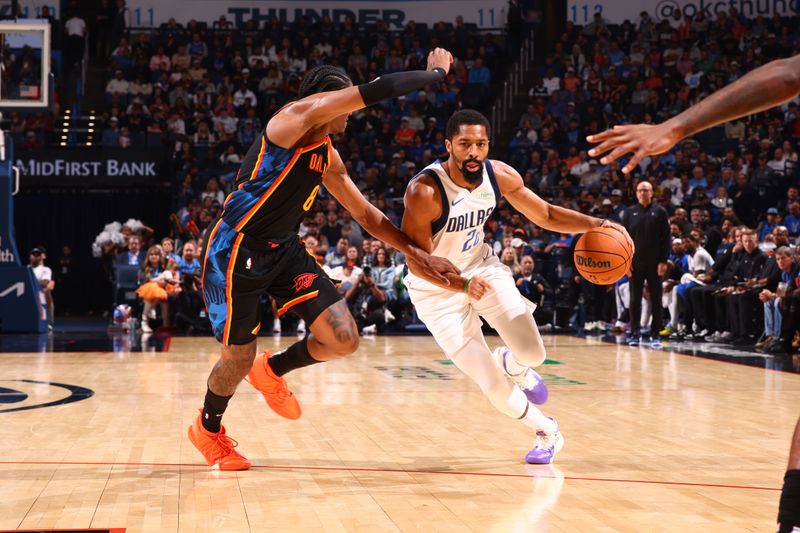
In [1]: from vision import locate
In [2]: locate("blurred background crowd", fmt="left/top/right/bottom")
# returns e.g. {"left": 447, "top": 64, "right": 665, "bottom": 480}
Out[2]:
{"left": 13, "top": 1, "right": 800, "bottom": 354}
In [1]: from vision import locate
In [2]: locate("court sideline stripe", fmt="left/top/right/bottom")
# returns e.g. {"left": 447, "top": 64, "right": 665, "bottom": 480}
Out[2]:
{"left": 585, "top": 333, "right": 800, "bottom": 376}
{"left": 0, "top": 460, "right": 779, "bottom": 491}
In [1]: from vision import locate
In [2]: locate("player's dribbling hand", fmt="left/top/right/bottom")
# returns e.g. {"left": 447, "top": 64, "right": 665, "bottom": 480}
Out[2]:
{"left": 466, "top": 276, "right": 491, "bottom": 300}
{"left": 601, "top": 219, "right": 635, "bottom": 258}
{"left": 427, "top": 47, "right": 454, "bottom": 75}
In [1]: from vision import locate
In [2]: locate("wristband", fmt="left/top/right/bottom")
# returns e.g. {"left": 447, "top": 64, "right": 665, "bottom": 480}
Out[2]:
{"left": 463, "top": 278, "right": 471, "bottom": 294}
{"left": 358, "top": 69, "right": 446, "bottom": 107}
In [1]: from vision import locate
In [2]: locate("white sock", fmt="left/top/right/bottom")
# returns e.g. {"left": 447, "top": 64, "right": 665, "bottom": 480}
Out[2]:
{"left": 515, "top": 392, "right": 557, "bottom": 434}
{"left": 451, "top": 337, "right": 555, "bottom": 434}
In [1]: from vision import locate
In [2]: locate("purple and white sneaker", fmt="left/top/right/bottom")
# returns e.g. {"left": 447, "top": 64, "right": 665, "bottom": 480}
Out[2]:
{"left": 492, "top": 347, "right": 549, "bottom": 404}
{"left": 525, "top": 421, "right": 565, "bottom": 465}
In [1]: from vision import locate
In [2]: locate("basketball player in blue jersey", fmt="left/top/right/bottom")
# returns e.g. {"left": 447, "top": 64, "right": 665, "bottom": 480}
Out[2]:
{"left": 189, "top": 49, "right": 462, "bottom": 470}
{"left": 402, "top": 110, "right": 633, "bottom": 463}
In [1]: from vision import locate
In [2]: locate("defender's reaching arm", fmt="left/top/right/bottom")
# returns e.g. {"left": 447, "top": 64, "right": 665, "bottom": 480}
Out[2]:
{"left": 267, "top": 48, "right": 453, "bottom": 148}
{"left": 323, "top": 149, "right": 460, "bottom": 286}
{"left": 588, "top": 54, "right": 800, "bottom": 174}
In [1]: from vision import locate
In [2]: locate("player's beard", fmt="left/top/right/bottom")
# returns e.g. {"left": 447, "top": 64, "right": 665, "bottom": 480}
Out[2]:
{"left": 459, "top": 157, "right": 484, "bottom": 184}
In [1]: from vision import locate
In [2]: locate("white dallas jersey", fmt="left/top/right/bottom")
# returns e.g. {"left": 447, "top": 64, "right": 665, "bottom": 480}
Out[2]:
{"left": 688, "top": 246, "right": 714, "bottom": 274}
{"left": 407, "top": 160, "right": 500, "bottom": 284}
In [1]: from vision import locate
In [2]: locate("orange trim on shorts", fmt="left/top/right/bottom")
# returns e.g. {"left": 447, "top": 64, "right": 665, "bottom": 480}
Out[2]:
{"left": 233, "top": 137, "right": 329, "bottom": 232}
{"left": 251, "top": 323, "right": 261, "bottom": 335}
{"left": 222, "top": 233, "right": 245, "bottom": 345}
{"left": 305, "top": 246, "right": 323, "bottom": 266}
{"left": 278, "top": 290, "right": 320, "bottom": 316}
{"left": 200, "top": 218, "right": 224, "bottom": 308}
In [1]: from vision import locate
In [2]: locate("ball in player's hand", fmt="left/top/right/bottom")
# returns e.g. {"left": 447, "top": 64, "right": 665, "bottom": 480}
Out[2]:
{"left": 573, "top": 227, "right": 632, "bottom": 285}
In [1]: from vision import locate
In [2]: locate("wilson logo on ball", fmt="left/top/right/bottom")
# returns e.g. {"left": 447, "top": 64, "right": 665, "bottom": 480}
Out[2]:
{"left": 575, "top": 255, "right": 612, "bottom": 269}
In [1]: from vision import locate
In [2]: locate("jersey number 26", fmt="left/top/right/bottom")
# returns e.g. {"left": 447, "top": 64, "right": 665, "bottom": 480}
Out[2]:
{"left": 462, "top": 229, "right": 482, "bottom": 252}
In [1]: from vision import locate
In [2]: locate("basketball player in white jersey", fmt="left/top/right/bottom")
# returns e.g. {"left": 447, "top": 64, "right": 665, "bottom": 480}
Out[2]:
{"left": 402, "top": 110, "right": 632, "bottom": 463}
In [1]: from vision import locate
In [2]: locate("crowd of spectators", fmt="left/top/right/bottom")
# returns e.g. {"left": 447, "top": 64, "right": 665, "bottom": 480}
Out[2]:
{"left": 96, "top": 13, "right": 505, "bottom": 160}
{"left": 88, "top": 12, "right": 516, "bottom": 275}
{"left": 90, "top": 215, "right": 414, "bottom": 336}
{"left": 500, "top": 7, "right": 800, "bottom": 353}
{"left": 31, "top": 7, "right": 800, "bottom": 356}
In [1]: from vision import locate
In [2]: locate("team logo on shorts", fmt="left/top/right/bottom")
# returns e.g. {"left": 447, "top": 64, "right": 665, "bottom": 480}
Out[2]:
{"left": 292, "top": 273, "right": 318, "bottom": 292}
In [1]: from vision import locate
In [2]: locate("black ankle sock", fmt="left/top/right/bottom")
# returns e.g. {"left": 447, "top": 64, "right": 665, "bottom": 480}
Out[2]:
{"left": 267, "top": 337, "right": 320, "bottom": 376}
{"left": 201, "top": 388, "right": 233, "bottom": 433}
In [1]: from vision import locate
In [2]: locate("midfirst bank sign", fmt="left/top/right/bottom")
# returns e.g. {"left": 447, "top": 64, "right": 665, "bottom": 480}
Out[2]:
{"left": 15, "top": 158, "right": 156, "bottom": 178}
{"left": 13, "top": 148, "right": 165, "bottom": 186}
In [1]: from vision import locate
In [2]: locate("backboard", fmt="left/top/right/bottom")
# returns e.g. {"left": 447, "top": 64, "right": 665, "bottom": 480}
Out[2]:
{"left": 0, "top": 21, "right": 51, "bottom": 108}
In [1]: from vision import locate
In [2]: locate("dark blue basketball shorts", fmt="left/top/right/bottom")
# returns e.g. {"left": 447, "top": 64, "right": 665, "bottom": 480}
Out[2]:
{"left": 201, "top": 219, "right": 341, "bottom": 345}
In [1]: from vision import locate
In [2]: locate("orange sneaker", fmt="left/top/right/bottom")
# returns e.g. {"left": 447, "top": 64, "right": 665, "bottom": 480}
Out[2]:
{"left": 188, "top": 413, "right": 252, "bottom": 471}
{"left": 245, "top": 352, "right": 302, "bottom": 420}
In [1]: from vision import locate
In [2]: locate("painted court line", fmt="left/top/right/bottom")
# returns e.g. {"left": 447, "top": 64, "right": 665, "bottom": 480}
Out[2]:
{"left": 0, "top": 460, "right": 779, "bottom": 492}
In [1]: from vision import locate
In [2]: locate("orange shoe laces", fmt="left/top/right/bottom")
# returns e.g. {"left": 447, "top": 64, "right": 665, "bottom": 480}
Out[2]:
{"left": 269, "top": 378, "right": 290, "bottom": 402}
{"left": 213, "top": 433, "right": 240, "bottom": 455}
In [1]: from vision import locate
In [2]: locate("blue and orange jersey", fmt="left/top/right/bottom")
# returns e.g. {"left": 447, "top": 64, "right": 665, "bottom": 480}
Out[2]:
{"left": 221, "top": 128, "right": 331, "bottom": 242}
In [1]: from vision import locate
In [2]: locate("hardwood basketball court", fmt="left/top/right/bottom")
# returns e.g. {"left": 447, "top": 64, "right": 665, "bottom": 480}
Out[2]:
{"left": 0, "top": 334, "right": 796, "bottom": 532}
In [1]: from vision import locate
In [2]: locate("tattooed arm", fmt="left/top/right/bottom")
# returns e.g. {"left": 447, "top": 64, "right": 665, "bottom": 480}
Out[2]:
{"left": 588, "top": 54, "right": 800, "bottom": 173}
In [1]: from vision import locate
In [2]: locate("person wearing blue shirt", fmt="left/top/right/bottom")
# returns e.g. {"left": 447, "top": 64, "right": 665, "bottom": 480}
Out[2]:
{"left": 784, "top": 202, "right": 800, "bottom": 237}
{"left": 114, "top": 235, "right": 146, "bottom": 266}
{"left": 688, "top": 166, "right": 708, "bottom": 190}
{"left": 178, "top": 241, "right": 201, "bottom": 276}
{"left": 764, "top": 247, "right": 799, "bottom": 356}
{"left": 467, "top": 58, "right": 491, "bottom": 86}
{"left": 658, "top": 151, "right": 677, "bottom": 167}
{"left": 544, "top": 93, "right": 567, "bottom": 117}
{"left": 607, "top": 42, "right": 624, "bottom": 66}
{"left": 668, "top": 238, "right": 687, "bottom": 269}
{"left": 160, "top": 237, "right": 181, "bottom": 265}
{"left": 758, "top": 208, "right": 780, "bottom": 241}
{"left": 101, "top": 117, "right": 121, "bottom": 147}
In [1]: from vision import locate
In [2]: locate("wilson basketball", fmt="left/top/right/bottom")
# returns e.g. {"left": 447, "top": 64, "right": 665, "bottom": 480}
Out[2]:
{"left": 574, "top": 227, "right": 632, "bottom": 285}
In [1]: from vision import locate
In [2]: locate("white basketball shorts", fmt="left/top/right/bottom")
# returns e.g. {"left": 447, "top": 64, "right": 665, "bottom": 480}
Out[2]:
{"left": 405, "top": 254, "right": 536, "bottom": 355}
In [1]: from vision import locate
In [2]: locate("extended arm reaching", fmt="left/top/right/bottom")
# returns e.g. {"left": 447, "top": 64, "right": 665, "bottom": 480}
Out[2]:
{"left": 588, "top": 54, "right": 800, "bottom": 174}
{"left": 267, "top": 48, "right": 453, "bottom": 148}
{"left": 323, "top": 149, "right": 460, "bottom": 285}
